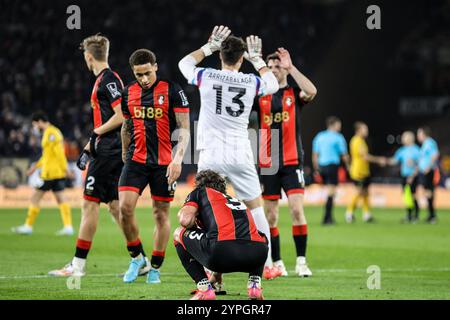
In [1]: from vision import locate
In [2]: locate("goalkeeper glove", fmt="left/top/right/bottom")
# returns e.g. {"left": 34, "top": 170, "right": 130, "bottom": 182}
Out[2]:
{"left": 89, "top": 132, "right": 99, "bottom": 158}
{"left": 76, "top": 150, "right": 91, "bottom": 170}
{"left": 244, "top": 35, "right": 267, "bottom": 71}
{"left": 201, "top": 25, "right": 231, "bottom": 57}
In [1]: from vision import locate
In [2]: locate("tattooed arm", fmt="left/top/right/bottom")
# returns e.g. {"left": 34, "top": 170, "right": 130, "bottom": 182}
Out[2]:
{"left": 166, "top": 112, "right": 190, "bottom": 185}
{"left": 121, "top": 118, "right": 132, "bottom": 163}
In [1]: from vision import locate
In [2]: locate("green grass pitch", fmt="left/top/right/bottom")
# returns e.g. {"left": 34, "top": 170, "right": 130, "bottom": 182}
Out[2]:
{"left": 0, "top": 206, "right": 449, "bottom": 300}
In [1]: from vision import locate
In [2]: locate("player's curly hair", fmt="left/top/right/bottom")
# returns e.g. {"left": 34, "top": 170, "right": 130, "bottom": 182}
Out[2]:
{"left": 220, "top": 35, "right": 247, "bottom": 66}
{"left": 80, "top": 33, "right": 109, "bottom": 62}
{"left": 195, "top": 170, "right": 227, "bottom": 194}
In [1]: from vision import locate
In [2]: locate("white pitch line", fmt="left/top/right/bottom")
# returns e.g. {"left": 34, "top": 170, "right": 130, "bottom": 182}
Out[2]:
{"left": 0, "top": 268, "right": 448, "bottom": 280}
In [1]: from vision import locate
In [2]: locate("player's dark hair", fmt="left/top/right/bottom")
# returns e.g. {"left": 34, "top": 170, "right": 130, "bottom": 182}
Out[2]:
{"left": 31, "top": 111, "right": 49, "bottom": 123}
{"left": 80, "top": 33, "right": 110, "bottom": 62}
{"left": 326, "top": 116, "right": 340, "bottom": 128}
{"left": 354, "top": 121, "right": 367, "bottom": 132}
{"left": 418, "top": 126, "right": 431, "bottom": 137}
{"left": 220, "top": 36, "right": 247, "bottom": 66}
{"left": 129, "top": 49, "right": 157, "bottom": 67}
{"left": 266, "top": 52, "right": 280, "bottom": 64}
{"left": 195, "top": 170, "right": 227, "bottom": 194}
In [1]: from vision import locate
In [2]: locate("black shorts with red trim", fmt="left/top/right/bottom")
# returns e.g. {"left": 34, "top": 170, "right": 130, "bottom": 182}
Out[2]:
{"left": 118, "top": 160, "right": 175, "bottom": 201}
{"left": 261, "top": 165, "right": 305, "bottom": 200}
{"left": 83, "top": 155, "right": 123, "bottom": 203}
{"left": 38, "top": 178, "right": 66, "bottom": 192}
{"left": 178, "top": 227, "right": 268, "bottom": 273}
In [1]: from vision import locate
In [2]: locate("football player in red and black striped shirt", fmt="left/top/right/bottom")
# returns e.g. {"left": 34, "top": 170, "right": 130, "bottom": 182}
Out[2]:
{"left": 174, "top": 170, "right": 268, "bottom": 300}
{"left": 49, "top": 34, "right": 125, "bottom": 277}
{"left": 119, "top": 49, "right": 190, "bottom": 284}
{"left": 256, "top": 48, "right": 317, "bottom": 278}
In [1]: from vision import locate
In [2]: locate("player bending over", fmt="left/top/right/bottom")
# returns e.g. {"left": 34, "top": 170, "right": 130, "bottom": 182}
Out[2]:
{"left": 49, "top": 34, "right": 125, "bottom": 277}
{"left": 119, "top": 49, "right": 190, "bottom": 284}
{"left": 174, "top": 170, "right": 268, "bottom": 300}
{"left": 178, "top": 25, "right": 280, "bottom": 277}
{"left": 385, "top": 131, "right": 420, "bottom": 223}
{"left": 256, "top": 49, "right": 317, "bottom": 277}
{"left": 12, "top": 111, "right": 73, "bottom": 236}
{"left": 345, "top": 122, "right": 385, "bottom": 223}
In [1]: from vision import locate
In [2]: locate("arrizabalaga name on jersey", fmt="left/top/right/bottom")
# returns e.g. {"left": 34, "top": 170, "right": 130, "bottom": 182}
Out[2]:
{"left": 207, "top": 70, "right": 253, "bottom": 84}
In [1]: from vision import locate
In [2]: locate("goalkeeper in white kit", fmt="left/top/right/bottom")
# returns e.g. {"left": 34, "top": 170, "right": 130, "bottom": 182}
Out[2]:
{"left": 178, "top": 25, "right": 283, "bottom": 288}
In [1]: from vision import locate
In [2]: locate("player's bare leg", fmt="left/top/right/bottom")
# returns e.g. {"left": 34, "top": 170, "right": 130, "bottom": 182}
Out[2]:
{"left": 147, "top": 200, "right": 171, "bottom": 284}
{"left": 119, "top": 190, "right": 147, "bottom": 283}
{"left": 108, "top": 199, "right": 121, "bottom": 225}
{"left": 53, "top": 190, "right": 73, "bottom": 236}
{"left": 287, "top": 193, "right": 312, "bottom": 277}
{"left": 12, "top": 189, "right": 45, "bottom": 235}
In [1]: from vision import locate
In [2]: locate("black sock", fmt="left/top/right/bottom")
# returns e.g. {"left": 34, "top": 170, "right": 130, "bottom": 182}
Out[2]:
{"left": 127, "top": 239, "right": 144, "bottom": 258}
{"left": 151, "top": 250, "right": 165, "bottom": 269}
{"left": 74, "top": 239, "right": 92, "bottom": 259}
{"left": 324, "top": 196, "right": 334, "bottom": 222}
{"left": 293, "top": 225, "right": 308, "bottom": 257}
{"left": 270, "top": 227, "right": 281, "bottom": 262}
{"left": 406, "top": 208, "right": 412, "bottom": 221}
{"left": 427, "top": 195, "right": 435, "bottom": 219}
{"left": 413, "top": 198, "right": 419, "bottom": 219}
{"left": 249, "top": 264, "right": 265, "bottom": 278}
{"left": 175, "top": 243, "right": 207, "bottom": 283}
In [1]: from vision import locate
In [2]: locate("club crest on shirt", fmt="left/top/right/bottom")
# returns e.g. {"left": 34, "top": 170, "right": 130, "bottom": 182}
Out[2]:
{"left": 284, "top": 96, "right": 293, "bottom": 107}
{"left": 158, "top": 95, "right": 165, "bottom": 105}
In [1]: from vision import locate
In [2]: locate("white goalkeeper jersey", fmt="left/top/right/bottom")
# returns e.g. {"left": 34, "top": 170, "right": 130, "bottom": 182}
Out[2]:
{"left": 189, "top": 67, "right": 268, "bottom": 150}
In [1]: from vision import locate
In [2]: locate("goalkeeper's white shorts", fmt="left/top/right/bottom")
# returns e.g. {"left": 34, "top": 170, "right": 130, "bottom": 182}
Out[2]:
{"left": 197, "top": 147, "right": 262, "bottom": 201}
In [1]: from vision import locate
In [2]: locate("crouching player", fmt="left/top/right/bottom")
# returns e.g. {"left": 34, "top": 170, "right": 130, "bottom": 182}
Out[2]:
{"left": 173, "top": 170, "right": 269, "bottom": 300}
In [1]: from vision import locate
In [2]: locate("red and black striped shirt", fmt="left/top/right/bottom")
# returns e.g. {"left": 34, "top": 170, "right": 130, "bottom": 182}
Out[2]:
{"left": 90, "top": 68, "right": 124, "bottom": 156}
{"left": 257, "top": 86, "right": 308, "bottom": 168}
{"left": 184, "top": 187, "right": 266, "bottom": 243}
{"left": 121, "top": 78, "right": 189, "bottom": 166}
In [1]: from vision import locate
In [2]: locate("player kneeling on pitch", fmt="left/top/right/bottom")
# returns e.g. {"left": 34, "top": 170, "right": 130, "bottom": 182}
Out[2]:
{"left": 173, "top": 170, "right": 269, "bottom": 300}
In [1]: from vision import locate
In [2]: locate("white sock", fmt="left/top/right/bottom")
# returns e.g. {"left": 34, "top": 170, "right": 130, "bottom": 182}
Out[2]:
{"left": 72, "top": 257, "right": 86, "bottom": 270}
{"left": 250, "top": 206, "right": 272, "bottom": 267}
{"left": 297, "top": 256, "right": 306, "bottom": 265}
{"left": 248, "top": 275, "right": 261, "bottom": 288}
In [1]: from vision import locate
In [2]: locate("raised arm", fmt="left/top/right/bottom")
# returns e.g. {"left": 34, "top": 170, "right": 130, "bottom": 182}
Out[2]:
{"left": 178, "top": 25, "right": 231, "bottom": 82}
{"left": 277, "top": 48, "right": 317, "bottom": 102}
{"left": 245, "top": 35, "right": 279, "bottom": 95}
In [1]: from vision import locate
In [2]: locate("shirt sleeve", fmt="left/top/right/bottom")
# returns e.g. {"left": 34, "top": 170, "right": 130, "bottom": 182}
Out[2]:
{"left": 338, "top": 135, "right": 348, "bottom": 155}
{"left": 393, "top": 148, "right": 402, "bottom": 163}
{"left": 295, "top": 87, "right": 308, "bottom": 108}
{"left": 121, "top": 90, "right": 130, "bottom": 119}
{"left": 103, "top": 75, "right": 123, "bottom": 109}
{"left": 189, "top": 67, "right": 206, "bottom": 87}
{"left": 170, "top": 82, "right": 190, "bottom": 113}
{"left": 183, "top": 188, "right": 200, "bottom": 208}
{"left": 312, "top": 135, "right": 319, "bottom": 153}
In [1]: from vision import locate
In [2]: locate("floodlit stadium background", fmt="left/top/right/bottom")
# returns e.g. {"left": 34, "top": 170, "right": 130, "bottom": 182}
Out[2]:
{"left": 1, "top": 0, "right": 449, "bottom": 207}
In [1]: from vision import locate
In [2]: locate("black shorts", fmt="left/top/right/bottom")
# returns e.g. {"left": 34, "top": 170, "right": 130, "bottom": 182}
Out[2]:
{"left": 418, "top": 171, "right": 434, "bottom": 191}
{"left": 261, "top": 165, "right": 305, "bottom": 200}
{"left": 353, "top": 176, "right": 371, "bottom": 188}
{"left": 83, "top": 155, "right": 123, "bottom": 204}
{"left": 38, "top": 178, "right": 66, "bottom": 192}
{"left": 118, "top": 160, "right": 175, "bottom": 201}
{"left": 179, "top": 227, "right": 268, "bottom": 274}
{"left": 319, "top": 164, "right": 339, "bottom": 185}
{"left": 401, "top": 176, "right": 418, "bottom": 194}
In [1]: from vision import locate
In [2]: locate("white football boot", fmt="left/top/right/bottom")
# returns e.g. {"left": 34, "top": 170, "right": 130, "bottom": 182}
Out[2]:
{"left": 273, "top": 260, "right": 288, "bottom": 276}
{"left": 295, "top": 257, "right": 312, "bottom": 277}
{"left": 11, "top": 225, "right": 33, "bottom": 235}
